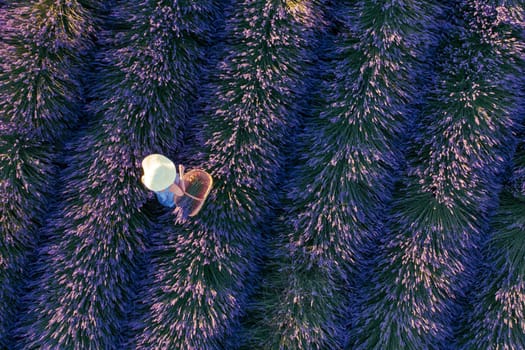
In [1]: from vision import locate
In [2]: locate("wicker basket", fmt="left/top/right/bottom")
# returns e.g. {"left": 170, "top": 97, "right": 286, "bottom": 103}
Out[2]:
{"left": 175, "top": 169, "right": 213, "bottom": 217}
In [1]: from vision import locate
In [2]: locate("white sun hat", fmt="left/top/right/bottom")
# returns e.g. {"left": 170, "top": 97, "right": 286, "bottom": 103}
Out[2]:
{"left": 141, "top": 154, "right": 177, "bottom": 192}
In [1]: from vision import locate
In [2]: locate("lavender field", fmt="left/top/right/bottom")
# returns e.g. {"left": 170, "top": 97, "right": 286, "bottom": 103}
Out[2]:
{"left": 0, "top": 0, "right": 524, "bottom": 349}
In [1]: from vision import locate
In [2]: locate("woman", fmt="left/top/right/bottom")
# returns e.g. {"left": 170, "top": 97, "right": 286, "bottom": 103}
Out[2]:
{"left": 141, "top": 154, "right": 213, "bottom": 217}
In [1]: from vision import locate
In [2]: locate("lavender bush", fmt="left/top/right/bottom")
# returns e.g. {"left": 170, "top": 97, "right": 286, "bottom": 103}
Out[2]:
{"left": 241, "top": 0, "right": 434, "bottom": 348}
{"left": 457, "top": 138, "right": 525, "bottom": 349}
{"left": 14, "top": 1, "right": 218, "bottom": 348}
{"left": 0, "top": 0, "right": 99, "bottom": 346}
{"left": 348, "top": 1, "right": 523, "bottom": 348}
{"left": 128, "top": 1, "right": 326, "bottom": 348}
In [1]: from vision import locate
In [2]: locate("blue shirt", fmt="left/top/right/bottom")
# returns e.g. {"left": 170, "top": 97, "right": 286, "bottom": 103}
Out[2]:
{"left": 155, "top": 187, "right": 176, "bottom": 208}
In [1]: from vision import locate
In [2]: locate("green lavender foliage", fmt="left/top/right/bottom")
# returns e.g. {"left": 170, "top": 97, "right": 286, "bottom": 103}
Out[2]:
{"left": 348, "top": 1, "right": 522, "bottom": 349}
{"left": 129, "top": 1, "right": 323, "bottom": 348}
{"left": 0, "top": 0, "right": 99, "bottom": 346}
{"left": 458, "top": 141, "right": 525, "bottom": 349}
{"left": 242, "top": 0, "right": 432, "bottom": 349}
{"left": 14, "top": 1, "right": 218, "bottom": 348}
